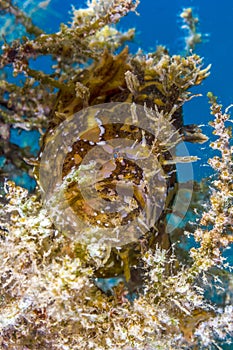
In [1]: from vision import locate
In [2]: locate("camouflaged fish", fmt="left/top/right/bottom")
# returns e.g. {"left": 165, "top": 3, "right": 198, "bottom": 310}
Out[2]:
{"left": 36, "top": 47, "right": 209, "bottom": 281}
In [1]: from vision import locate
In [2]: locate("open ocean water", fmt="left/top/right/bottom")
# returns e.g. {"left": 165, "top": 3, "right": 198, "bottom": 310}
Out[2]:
{"left": 4, "top": 0, "right": 233, "bottom": 184}
{"left": 1, "top": 1, "right": 233, "bottom": 348}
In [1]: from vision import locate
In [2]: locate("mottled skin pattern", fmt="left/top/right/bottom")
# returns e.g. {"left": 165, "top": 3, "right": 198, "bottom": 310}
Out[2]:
{"left": 40, "top": 48, "right": 206, "bottom": 283}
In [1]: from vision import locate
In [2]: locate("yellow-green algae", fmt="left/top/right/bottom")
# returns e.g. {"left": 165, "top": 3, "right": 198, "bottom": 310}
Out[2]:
{"left": 0, "top": 1, "right": 232, "bottom": 349}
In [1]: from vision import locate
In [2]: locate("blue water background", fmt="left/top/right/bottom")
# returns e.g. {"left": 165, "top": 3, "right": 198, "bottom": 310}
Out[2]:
{"left": 1, "top": 1, "right": 233, "bottom": 347}
{"left": 6, "top": 0, "right": 233, "bottom": 245}
{"left": 41, "top": 1, "right": 233, "bottom": 334}
{"left": 6, "top": 0, "right": 233, "bottom": 184}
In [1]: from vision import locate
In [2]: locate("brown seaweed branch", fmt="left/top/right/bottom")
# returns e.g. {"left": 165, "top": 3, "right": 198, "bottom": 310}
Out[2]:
{"left": 190, "top": 94, "right": 233, "bottom": 273}
{"left": 0, "top": 0, "right": 44, "bottom": 37}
